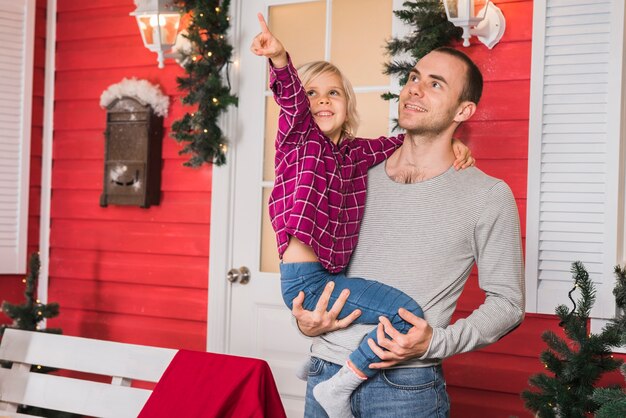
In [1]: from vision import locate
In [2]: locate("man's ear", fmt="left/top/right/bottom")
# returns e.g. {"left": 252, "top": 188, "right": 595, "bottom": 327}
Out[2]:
{"left": 454, "top": 101, "right": 476, "bottom": 123}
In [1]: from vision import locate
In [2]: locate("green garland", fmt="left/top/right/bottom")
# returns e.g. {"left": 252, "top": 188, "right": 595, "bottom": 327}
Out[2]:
{"left": 383, "top": 0, "right": 461, "bottom": 102}
{"left": 171, "top": 0, "right": 238, "bottom": 167}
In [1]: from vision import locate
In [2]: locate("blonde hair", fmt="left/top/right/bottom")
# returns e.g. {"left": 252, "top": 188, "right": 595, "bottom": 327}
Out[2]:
{"left": 297, "top": 61, "right": 359, "bottom": 141}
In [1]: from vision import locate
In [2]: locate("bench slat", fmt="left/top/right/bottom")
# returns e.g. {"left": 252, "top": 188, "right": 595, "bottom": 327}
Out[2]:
{"left": 0, "top": 367, "right": 152, "bottom": 418}
{"left": 0, "top": 329, "right": 176, "bottom": 382}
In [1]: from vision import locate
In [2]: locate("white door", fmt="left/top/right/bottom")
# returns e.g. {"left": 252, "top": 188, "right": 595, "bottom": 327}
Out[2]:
{"left": 210, "top": 1, "right": 400, "bottom": 416}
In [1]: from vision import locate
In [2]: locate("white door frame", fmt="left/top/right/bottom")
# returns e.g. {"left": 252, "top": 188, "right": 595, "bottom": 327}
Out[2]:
{"left": 206, "top": 0, "right": 243, "bottom": 353}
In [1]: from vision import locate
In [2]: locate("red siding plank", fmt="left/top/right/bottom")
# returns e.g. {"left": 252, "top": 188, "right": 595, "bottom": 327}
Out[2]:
{"left": 56, "top": 7, "right": 140, "bottom": 42}
{"left": 48, "top": 308, "right": 206, "bottom": 351}
{"left": 447, "top": 386, "right": 532, "bottom": 418}
{"left": 48, "top": 278, "right": 207, "bottom": 321}
{"left": 58, "top": 0, "right": 137, "bottom": 13}
{"left": 49, "top": 219, "right": 210, "bottom": 257}
{"left": 51, "top": 189, "right": 211, "bottom": 223}
{"left": 53, "top": 129, "right": 192, "bottom": 161}
{"left": 49, "top": 248, "right": 208, "bottom": 288}
{"left": 51, "top": 159, "right": 212, "bottom": 192}
{"left": 55, "top": 66, "right": 182, "bottom": 101}
{"left": 461, "top": 120, "right": 529, "bottom": 160}
{"left": 445, "top": 351, "right": 542, "bottom": 394}
{"left": 463, "top": 41, "right": 532, "bottom": 82}
{"left": 474, "top": 80, "right": 531, "bottom": 122}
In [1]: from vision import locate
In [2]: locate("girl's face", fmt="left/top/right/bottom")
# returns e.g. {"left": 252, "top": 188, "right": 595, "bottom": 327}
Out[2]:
{"left": 305, "top": 71, "right": 348, "bottom": 144}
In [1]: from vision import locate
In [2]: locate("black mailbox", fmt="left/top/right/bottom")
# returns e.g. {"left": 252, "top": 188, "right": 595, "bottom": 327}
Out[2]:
{"left": 100, "top": 97, "right": 163, "bottom": 208}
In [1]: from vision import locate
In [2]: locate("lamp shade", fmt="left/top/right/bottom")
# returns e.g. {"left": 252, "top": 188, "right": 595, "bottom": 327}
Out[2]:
{"left": 131, "top": 0, "right": 181, "bottom": 68}
{"left": 442, "top": 0, "right": 493, "bottom": 47}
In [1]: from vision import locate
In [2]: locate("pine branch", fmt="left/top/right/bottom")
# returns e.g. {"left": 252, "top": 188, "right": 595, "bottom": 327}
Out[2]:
{"left": 382, "top": 0, "right": 461, "bottom": 102}
{"left": 523, "top": 261, "right": 624, "bottom": 416}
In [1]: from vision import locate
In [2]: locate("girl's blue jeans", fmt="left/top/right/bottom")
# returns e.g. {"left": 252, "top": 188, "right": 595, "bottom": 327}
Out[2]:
{"left": 280, "top": 261, "right": 424, "bottom": 378}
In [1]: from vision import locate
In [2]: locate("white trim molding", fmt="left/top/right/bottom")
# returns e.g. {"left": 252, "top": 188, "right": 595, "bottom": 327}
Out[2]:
{"left": 526, "top": 0, "right": 626, "bottom": 331}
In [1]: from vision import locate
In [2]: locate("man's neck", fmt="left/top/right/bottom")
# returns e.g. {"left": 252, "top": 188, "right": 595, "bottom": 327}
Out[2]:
{"left": 385, "top": 132, "right": 455, "bottom": 184}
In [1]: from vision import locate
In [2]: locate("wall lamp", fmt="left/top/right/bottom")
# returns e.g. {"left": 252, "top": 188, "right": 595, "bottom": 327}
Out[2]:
{"left": 442, "top": 0, "right": 506, "bottom": 49}
{"left": 131, "top": 0, "right": 186, "bottom": 68}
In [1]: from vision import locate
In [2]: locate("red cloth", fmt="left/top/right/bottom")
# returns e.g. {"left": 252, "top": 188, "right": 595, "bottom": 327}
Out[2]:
{"left": 138, "top": 350, "right": 287, "bottom": 418}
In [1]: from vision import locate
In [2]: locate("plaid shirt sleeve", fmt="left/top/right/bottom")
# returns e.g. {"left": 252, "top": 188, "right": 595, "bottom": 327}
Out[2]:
{"left": 269, "top": 54, "right": 317, "bottom": 150}
{"left": 344, "top": 135, "right": 405, "bottom": 169}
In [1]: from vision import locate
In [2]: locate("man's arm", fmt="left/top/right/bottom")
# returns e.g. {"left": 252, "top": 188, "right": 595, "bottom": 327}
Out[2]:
{"left": 368, "top": 181, "right": 525, "bottom": 368}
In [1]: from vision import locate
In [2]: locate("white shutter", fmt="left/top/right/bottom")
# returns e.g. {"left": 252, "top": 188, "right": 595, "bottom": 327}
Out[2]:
{"left": 526, "top": 0, "right": 626, "bottom": 318}
{"left": 0, "top": 0, "right": 35, "bottom": 274}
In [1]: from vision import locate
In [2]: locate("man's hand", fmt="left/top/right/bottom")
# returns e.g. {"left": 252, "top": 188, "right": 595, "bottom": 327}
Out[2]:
{"left": 250, "top": 13, "right": 288, "bottom": 67}
{"left": 367, "top": 308, "right": 433, "bottom": 369}
{"left": 292, "top": 281, "right": 362, "bottom": 337}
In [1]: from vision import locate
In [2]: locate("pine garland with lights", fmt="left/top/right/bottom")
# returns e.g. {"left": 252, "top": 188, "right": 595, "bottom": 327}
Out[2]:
{"left": 382, "top": 0, "right": 461, "bottom": 101}
{"left": 522, "top": 261, "right": 624, "bottom": 418}
{"left": 171, "top": 0, "right": 238, "bottom": 167}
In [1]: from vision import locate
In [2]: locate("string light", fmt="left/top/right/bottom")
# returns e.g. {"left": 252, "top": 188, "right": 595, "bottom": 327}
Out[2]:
{"left": 215, "top": 7, "right": 221, "bottom": 13}
{"left": 212, "top": 97, "right": 219, "bottom": 104}
{"left": 203, "top": 129, "right": 208, "bottom": 133}
{"left": 207, "top": 51, "right": 213, "bottom": 57}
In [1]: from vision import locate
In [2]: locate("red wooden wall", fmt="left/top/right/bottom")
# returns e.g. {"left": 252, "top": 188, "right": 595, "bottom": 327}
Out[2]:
{"left": 46, "top": 0, "right": 210, "bottom": 350}
{"left": 2, "top": 0, "right": 624, "bottom": 417}
{"left": 0, "top": 0, "right": 47, "bottom": 322}
{"left": 447, "top": 1, "right": 625, "bottom": 417}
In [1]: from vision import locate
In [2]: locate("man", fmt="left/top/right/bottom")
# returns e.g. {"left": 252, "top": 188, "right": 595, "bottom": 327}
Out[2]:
{"left": 292, "top": 47, "right": 525, "bottom": 417}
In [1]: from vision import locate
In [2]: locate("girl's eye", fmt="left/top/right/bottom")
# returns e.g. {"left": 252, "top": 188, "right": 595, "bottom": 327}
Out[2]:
{"left": 306, "top": 90, "right": 316, "bottom": 97}
{"left": 329, "top": 90, "right": 340, "bottom": 96}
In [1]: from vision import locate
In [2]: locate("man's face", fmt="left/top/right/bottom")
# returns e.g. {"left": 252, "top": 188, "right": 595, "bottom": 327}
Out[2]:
{"left": 398, "top": 51, "right": 468, "bottom": 136}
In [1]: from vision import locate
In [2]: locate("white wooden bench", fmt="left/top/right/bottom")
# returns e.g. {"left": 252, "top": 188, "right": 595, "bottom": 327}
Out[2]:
{"left": 0, "top": 328, "right": 177, "bottom": 418}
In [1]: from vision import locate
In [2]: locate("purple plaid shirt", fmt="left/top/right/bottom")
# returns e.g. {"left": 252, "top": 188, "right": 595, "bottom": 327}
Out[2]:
{"left": 269, "top": 57, "right": 403, "bottom": 273}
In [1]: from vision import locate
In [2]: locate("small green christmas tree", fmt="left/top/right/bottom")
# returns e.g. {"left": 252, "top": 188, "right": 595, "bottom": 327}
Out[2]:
{"left": 382, "top": 0, "right": 461, "bottom": 102}
{"left": 591, "top": 265, "right": 626, "bottom": 418}
{"left": 0, "top": 253, "right": 75, "bottom": 418}
{"left": 1, "top": 252, "right": 61, "bottom": 340}
{"left": 522, "top": 261, "right": 624, "bottom": 417}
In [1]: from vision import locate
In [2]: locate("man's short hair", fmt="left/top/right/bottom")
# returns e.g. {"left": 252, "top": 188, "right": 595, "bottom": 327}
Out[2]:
{"left": 433, "top": 46, "right": 483, "bottom": 105}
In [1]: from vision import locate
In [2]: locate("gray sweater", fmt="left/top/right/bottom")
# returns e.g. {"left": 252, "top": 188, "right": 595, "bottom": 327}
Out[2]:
{"left": 311, "top": 163, "right": 525, "bottom": 367}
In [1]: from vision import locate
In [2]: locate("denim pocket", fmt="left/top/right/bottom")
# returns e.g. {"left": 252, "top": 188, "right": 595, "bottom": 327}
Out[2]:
{"left": 381, "top": 367, "right": 437, "bottom": 391}
{"left": 308, "top": 356, "right": 325, "bottom": 377}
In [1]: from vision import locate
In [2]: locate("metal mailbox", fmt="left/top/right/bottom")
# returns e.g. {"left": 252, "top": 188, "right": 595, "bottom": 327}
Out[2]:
{"left": 100, "top": 97, "right": 163, "bottom": 208}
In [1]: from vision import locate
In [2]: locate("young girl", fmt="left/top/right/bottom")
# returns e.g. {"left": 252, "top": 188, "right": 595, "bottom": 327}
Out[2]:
{"left": 251, "top": 14, "right": 473, "bottom": 418}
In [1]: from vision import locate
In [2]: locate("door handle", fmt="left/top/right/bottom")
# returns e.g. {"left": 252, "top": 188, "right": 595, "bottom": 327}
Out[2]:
{"left": 227, "top": 266, "right": 250, "bottom": 284}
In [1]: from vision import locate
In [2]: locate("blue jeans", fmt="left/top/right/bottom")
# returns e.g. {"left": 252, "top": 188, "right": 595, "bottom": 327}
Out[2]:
{"left": 305, "top": 357, "right": 449, "bottom": 417}
{"left": 280, "top": 262, "right": 424, "bottom": 378}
